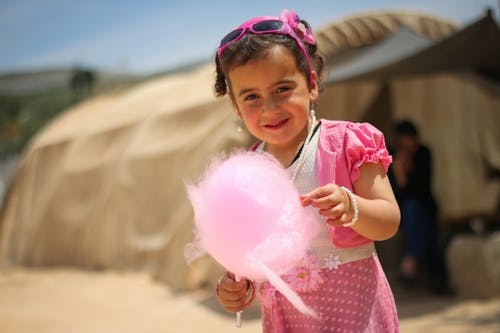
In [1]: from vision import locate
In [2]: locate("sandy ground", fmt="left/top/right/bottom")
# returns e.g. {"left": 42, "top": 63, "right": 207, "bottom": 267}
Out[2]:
{"left": 0, "top": 267, "right": 499, "bottom": 333}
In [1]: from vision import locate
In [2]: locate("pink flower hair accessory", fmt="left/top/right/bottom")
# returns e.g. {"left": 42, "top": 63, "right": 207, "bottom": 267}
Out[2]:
{"left": 280, "top": 9, "right": 315, "bottom": 45}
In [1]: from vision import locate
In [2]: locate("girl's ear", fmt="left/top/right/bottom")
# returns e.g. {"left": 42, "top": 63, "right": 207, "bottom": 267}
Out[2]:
{"left": 309, "top": 71, "right": 319, "bottom": 102}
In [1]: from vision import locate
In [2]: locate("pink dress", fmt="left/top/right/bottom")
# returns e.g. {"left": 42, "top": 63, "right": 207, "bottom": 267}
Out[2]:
{"left": 253, "top": 120, "right": 399, "bottom": 333}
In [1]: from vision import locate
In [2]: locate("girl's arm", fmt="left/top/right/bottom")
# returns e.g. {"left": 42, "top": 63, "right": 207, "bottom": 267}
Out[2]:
{"left": 301, "top": 162, "right": 400, "bottom": 241}
{"left": 349, "top": 162, "right": 400, "bottom": 240}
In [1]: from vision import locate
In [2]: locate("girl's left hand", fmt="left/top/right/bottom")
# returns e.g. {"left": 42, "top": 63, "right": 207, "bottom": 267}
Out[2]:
{"left": 300, "top": 183, "right": 352, "bottom": 227}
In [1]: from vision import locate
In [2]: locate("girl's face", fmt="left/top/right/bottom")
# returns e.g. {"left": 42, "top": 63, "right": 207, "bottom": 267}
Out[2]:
{"left": 228, "top": 45, "right": 318, "bottom": 152}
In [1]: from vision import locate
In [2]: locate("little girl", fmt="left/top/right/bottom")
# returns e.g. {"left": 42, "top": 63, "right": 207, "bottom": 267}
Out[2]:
{"left": 214, "top": 9, "right": 400, "bottom": 333}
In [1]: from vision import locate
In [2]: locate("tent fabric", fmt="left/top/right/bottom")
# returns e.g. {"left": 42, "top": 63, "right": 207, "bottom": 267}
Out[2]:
{"left": 389, "top": 73, "right": 500, "bottom": 219}
{"left": 329, "top": 27, "right": 433, "bottom": 82}
{"left": 0, "top": 65, "right": 249, "bottom": 289}
{"left": 327, "top": 14, "right": 500, "bottom": 83}
{"left": 316, "top": 10, "right": 457, "bottom": 61}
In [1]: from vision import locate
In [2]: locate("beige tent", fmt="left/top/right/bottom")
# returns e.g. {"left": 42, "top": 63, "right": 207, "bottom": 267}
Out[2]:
{"left": 0, "top": 66, "right": 251, "bottom": 288}
{"left": 319, "top": 12, "right": 500, "bottom": 222}
{"left": 0, "top": 11, "right": 498, "bottom": 290}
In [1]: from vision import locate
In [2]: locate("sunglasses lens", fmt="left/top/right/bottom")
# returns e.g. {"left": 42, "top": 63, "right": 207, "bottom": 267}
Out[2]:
{"left": 220, "top": 28, "right": 244, "bottom": 47}
{"left": 252, "top": 20, "right": 283, "bottom": 32}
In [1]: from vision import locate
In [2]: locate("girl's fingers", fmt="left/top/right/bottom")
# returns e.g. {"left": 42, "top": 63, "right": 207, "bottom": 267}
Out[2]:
{"left": 310, "top": 196, "right": 340, "bottom": 209}
{"left": 300, "top": 195, "right": 312, "bottom": 206}
{"left": 302, "top": 184, "right": 335, "bottom": 200}
{"left": 319, "top": 200, "right": 348, "bottom": 217}
{"left": 326, "top": 217, "right": 347, "bottom": 227}
{"left": 219, "top": 286, "right": 248, "bottom": 301}
{"left": 221, "top": 273, "right": 247, "bottom": 292}
{"left": 302, "top": 184, "right": 345, "bottom": 208}
{"left": 302, "top": 184, "right": 351, "bottom": 226}
{"left": 319, "top": 206, "right": 344, "bottom": 219}
{"left": 224, "top": 303, "right": 246, "bottom": 313}
{"left": 217, "top": 273, "right": 250, "bottom": 313}
{"left": 219, "top": 292, "right": 248, "bottom": 312}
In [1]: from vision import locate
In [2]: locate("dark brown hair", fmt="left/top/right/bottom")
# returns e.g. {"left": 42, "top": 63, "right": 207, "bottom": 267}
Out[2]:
{"left": 214, "top": 33, "right": 324, "bottom": 97}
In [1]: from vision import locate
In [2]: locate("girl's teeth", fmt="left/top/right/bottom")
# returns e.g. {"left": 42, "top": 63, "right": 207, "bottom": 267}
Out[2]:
{"left": 269, "top": 119, "right": 285, "bottom": 127}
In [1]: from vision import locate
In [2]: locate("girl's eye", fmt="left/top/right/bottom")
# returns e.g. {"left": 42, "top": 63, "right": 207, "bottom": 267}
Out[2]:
{"left": 276, "top": 86, "right": 291, "bottom": 94}
{"left": 244, "top": 94, "right": 258, "bottom": 101}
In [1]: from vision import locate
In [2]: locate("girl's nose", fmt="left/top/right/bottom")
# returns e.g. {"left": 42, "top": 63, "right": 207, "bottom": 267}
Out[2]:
{"left": 261, "top": 95, "right": 279, "bottom": 113}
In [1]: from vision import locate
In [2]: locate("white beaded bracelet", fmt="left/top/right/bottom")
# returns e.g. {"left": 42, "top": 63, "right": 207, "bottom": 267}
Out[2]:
{"left": 341, "top": 186, "right": 359, "bottom": 227}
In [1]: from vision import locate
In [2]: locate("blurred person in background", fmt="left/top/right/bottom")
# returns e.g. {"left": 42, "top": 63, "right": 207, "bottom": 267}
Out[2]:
{"left": 390, "top": 120, "right": 450, "bottom": 294}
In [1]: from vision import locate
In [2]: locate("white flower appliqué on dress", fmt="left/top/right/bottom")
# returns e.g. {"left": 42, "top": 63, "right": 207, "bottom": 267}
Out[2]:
{"left": 324, "top": 253, "right": 341, "bottom": 270}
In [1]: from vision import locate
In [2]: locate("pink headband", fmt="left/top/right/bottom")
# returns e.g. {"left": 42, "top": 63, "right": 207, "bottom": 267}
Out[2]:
{"left": 217, "top": 9, "right": 316, "bottom": 86}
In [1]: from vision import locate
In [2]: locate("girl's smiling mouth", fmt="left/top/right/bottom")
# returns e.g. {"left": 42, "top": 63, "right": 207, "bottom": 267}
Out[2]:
{"left": 264, "top": 118, "right": 289, "bottom": 130}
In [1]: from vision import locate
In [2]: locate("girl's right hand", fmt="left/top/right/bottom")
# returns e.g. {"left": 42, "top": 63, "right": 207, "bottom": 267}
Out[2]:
{"left": 300, "top": 183, "right": 352, "bottom": 226}
{"left": 216, "top": 272, "right": 252, "bottom": 313}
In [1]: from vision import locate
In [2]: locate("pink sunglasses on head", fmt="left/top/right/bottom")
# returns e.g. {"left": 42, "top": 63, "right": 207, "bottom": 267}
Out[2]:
{"left": 217, "top": 10, "right": 316, "bottom": 86}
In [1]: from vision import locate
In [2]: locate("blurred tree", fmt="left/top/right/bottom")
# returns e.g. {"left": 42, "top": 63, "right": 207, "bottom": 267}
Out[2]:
{"left": 0, "top": 95, "right": 23, "bottom": 156}
{"left": 70, "top": 67, "right": 96, "bottom": 100}
{"left": 0, "top": 89, "right": 74, "bottom": 158}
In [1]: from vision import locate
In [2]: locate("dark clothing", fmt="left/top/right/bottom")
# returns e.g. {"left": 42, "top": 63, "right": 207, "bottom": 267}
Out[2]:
{"left": 389, "top": 143, "right": 448, "bottom": 285}
{"left": 399, "top": 196, "right": 435, "bottom": 259}
{"left": 390, "top": 144, "right": 437, "bottom": 218}
{"left": 401, "top": 146, "right": 431, "bottom": 196}
{"left": 389, "top": 144, "right": 437, "bottom": 257}
{"left": 393, "top": 145, "right": 436, "bottom": 208}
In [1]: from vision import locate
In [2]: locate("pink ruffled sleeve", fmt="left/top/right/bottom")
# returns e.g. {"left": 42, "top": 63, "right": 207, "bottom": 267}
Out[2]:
{"left": 344, "top": 122, "right": 392, "bottom": 183}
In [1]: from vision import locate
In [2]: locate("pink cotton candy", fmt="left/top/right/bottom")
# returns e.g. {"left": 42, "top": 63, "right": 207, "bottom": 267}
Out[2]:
{"left": 186, "top": 151, "right": 318, "bottom": 317}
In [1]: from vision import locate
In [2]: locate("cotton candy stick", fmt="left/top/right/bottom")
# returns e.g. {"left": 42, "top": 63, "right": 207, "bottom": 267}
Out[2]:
{"left": 235, "top": 274, "right": 242, "bottom": 328}
{"left": 236, "top": 311, "right": 242, "bottom": 328}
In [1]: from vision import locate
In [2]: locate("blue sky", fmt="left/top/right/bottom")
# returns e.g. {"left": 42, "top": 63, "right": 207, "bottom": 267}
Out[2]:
{"left": 1, "top": 0, "right": 498, "bottom": 74}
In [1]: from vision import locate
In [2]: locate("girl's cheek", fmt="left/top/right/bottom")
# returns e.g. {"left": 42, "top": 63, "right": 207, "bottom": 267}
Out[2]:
{"left": 241, "top": 104, "right": 262, "bottom": 115}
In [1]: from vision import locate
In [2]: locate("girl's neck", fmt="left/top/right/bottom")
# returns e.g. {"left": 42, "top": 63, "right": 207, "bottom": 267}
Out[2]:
{"left": 266, "top": 144, "right": 301, "bottom": 168}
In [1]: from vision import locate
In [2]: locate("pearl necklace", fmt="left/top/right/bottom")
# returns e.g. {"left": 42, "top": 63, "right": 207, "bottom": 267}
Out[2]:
{"left": 290, "top": 110, "right": 317, "bottom": 182}
{"left": 261, "top": 110, "right": 317, "bottom": 183}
